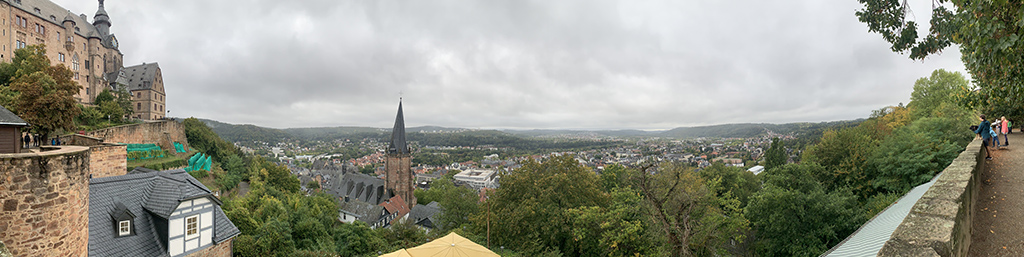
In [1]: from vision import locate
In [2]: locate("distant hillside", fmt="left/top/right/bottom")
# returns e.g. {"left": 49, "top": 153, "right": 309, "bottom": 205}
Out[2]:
{"left": 658, "top": 120, "right": 863, "bottom": 139}
{"left": 182, "top": 118, "right": 862, "bottom": 148}
{"left": 502, "top": 129, "right": 655, "bottom": 137}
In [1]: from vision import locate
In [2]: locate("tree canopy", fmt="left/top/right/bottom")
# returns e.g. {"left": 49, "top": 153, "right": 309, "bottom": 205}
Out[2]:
{"left": 2, "top": 45, "right": 80, "bottom": 138}
{"left": 856, "top": 0, "right": 1024, "bottom": 110}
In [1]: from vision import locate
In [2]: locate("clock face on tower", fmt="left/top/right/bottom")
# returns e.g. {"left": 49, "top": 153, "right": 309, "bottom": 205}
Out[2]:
{"left": 111, "top": 36, "right": 118, "bottom": 48}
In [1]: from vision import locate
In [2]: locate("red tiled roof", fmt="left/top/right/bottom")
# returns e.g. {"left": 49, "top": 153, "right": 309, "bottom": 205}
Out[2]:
{"left": 379, "top": 195, "right": 411, "bottom": 225}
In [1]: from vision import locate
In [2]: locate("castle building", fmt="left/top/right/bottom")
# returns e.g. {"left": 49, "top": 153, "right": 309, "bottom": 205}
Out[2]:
{"left": 123, "top": 62, "right": 166, "bottom": 120}
{"left": 384, "top": 101, "right": 416, "bottom": 209}
{"left": 0, "top": 0, "right": 166, "bottom": 119}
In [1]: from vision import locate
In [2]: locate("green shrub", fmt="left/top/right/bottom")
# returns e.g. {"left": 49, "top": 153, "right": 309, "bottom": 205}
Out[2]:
{"left": 189, "top": 169, "right": 209, "bottom": 179}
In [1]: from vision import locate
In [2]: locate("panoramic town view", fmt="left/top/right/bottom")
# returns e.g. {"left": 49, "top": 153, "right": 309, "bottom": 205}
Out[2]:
{"left": 1, "top": 0, "right": 1022, "bottom": 256}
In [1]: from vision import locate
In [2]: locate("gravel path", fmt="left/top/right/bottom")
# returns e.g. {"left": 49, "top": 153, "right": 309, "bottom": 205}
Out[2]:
{"left": 970, "top": 132, "right": 1024, "bottom": 256}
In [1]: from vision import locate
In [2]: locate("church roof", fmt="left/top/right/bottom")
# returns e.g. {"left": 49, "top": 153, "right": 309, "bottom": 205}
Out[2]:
{"left": 331, "top": 172, "right": 392, "bottom": 205}
{"left": 388, "top": 101, "right": 409, "bottom": 155}
{"left": 123, "top": 62, "right": 160, "bottom": 91}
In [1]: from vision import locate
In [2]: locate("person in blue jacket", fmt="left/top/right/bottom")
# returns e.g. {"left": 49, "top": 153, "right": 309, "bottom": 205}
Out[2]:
{"left": 975, "top": 114, "right": 993, "bottom": 160}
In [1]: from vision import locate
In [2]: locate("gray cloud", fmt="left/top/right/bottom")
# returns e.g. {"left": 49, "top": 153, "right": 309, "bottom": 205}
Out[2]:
{"left": 53, "top": 0, "right": 966, "bottom": 129}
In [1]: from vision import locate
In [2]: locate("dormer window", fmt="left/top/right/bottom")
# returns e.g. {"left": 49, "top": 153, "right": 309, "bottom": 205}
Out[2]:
{"left": 118, "top": 220, "right": 131, "bottom": 236}
{"left": 110, "top": 201, "right": 136, "bottom": 237}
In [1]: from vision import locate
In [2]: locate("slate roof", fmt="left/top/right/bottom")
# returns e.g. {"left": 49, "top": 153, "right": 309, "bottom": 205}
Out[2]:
{"left": 89, "top": 169, "right": 240, "bottom": 257}
{"left": 388, "top": 101, "right": 410, "bottom": 155}
{"left": 15, "top": 0, "right": 101, "bottom": 38}
{"left": 123, "top": 62, "right": 160, "bottom": 91}
{"left": 0, "top": 104, "right": 27, "bottom": 126}
{"left": 408, "top": 202, "right": 441, "bottom": 229}
{"left": 339, "top": 200, "right": 385, "bottom": 225}
{"left": 330, "top": 172, "right": 392, "bottom": 205}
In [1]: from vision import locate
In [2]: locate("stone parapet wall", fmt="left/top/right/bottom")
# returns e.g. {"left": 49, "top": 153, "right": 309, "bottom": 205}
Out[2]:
{"left": 88, "top": 144, "right": 127, "bottom": 179}
{"left": 877, "top": 139, "right": 984, "bottom": 257}
{"left": 186, "top": 238, "right": 233, "bottom": 257}
{"left": 0, "top": 146, "right": 91, "bottom": 257}
{"left": 79, "top": 120, "right": 188, "bottom": 153}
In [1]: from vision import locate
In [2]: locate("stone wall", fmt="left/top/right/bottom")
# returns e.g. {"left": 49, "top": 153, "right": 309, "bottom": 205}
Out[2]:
{"left": 79, "top": 120, "right": 188, "bottom": 153}
{"left": 186, "top": 238, "right": 232, "bottom": 257}
{"left": 0, "top": 146, "right": 91, "bottom": 257}
{"left": 88, "top": 144, "right": 127, "bottom": 179}
{"left": 877, "top": 139, "right": 984, "bottom": 257}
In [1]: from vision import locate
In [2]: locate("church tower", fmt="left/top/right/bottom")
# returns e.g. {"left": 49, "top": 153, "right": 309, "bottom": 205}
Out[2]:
{"left": 385, "top": 100, "right": 416, "bottom": 209}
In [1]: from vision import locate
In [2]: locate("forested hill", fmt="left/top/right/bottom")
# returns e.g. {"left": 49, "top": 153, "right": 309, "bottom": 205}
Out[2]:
{"left": 183, "top": 117, "right": 863, "bottom": 145}
{"left": 658, "top": 120, "right": 864, "bottom": 139}
{"left": 500, "top": 120, "right": 864, "bottom": 139}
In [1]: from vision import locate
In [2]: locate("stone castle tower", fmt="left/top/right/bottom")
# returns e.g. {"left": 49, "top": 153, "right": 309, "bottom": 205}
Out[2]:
{"left": 384, "top": 101, "right": 416, "bottom": 209}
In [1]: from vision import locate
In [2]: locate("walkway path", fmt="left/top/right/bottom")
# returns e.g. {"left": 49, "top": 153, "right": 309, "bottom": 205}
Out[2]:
{"left": 970, "top": 132, "right": 1024, "bottom": 256}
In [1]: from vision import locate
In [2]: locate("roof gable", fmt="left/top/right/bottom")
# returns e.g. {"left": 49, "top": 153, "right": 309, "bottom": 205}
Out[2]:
{"left": 89, "top": 169, "right": 237, "bottom": 256}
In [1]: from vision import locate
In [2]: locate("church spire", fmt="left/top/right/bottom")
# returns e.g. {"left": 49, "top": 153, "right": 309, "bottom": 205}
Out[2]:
{"left": 387, "top": 100, "right": 409, "bottom": 155}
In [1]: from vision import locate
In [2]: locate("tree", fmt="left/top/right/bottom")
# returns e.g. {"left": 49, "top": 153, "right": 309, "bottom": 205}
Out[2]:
{"left": 421, "top": 177, "right": 479, "bottom": 231}
{"left": 855, "top": 1, "right": 1024, "bottom": 110}
{"left": 764, "top": 137, "right": 786, "bottom": 171}
{"left": 802, "top": 127, "right": 878, "bottom": 197}
{"left": 566, "top": 187, "right": 661, "bottom": 257}
{"left": 475, "top": 155, "right": 608, "bottom": 255}
{"left": 745, "top": 163, "right": 863, "bottom": 257}
{"left": 908, "top": 70, "right": 970, "bottom": 120}
{"left": 94, "top": 88, "right": 133, "bottom": 122}
{"left": 8, "top": 45, "right": 80, "bottom": 139}
{"left": 637, "top": 162, "right": 748, "bottom": 257}
{"left": 699, "top": 162, "right": 761, "bottom": 207}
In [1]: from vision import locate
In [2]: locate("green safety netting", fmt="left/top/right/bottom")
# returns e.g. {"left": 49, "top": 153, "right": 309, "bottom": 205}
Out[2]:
{"left": 126, "top": 144, "right": 165, "bottom": 160}
{"left": 186, "top": 153, "right": 213, "bottom": 172}
{"left": 173, "top": 142, "right": 186, "bottom": 153}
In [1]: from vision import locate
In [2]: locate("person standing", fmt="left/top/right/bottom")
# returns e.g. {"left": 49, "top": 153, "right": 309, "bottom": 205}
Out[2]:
{"left": 22, "top": 134, "right": 29, "bottom": 148}
{"left": 1002, "top": 116, "right": 1011, "bottom": 146}
{"left": 976, "top": 115, "right": 994, "bottom": 160}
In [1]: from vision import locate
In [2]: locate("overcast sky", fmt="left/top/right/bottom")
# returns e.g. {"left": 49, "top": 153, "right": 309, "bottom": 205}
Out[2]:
{"left": 53, "top": 0, "right": 967, "bottom": 130}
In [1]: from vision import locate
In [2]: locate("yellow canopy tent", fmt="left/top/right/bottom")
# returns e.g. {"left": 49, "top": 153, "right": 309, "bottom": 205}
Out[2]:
{"left": 380, "top": 232, "right": 500, "bottom": 257}
{"left": 379, "top": 249, "right": 413, "bottom": 257}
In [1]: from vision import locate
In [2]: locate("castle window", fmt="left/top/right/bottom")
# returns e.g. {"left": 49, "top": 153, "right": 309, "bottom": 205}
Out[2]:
{"left": 118, "top": 220, "right": 130, "bottom": 236}
{"left": 58, "top": 53, "right": 64, "bottom": 62}
{"left": 33, "top": 8, "right": 40, "bottom": 15}
{"left": 13, "top": 0, "right": 20, "bottom": 4}
{"left": 186, "top": 215, "right": 198, "bottom": 238}
{"left": 136, "top": 102, "right": 140, "bottom": 110}
{"left": 72, "top": 54, "right": 79, "bottom": 70}
{"left": 50, "top": 16, "right": 55, "bottom": 22}
{"left": 75, "top": 27, "right": 79, "bottom": 32}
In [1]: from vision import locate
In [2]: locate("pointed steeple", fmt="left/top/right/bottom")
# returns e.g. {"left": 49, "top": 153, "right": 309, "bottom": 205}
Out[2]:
{"left": 388, "top": 100, "right": 409, "bottom": 155}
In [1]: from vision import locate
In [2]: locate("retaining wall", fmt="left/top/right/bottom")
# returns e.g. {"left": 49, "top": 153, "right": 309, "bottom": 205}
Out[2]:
{"left": 877, "top": 139, "right": 984, "bottom": 257}
{"left": 78, "top": 120, "right": 188, "bottom": 153}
